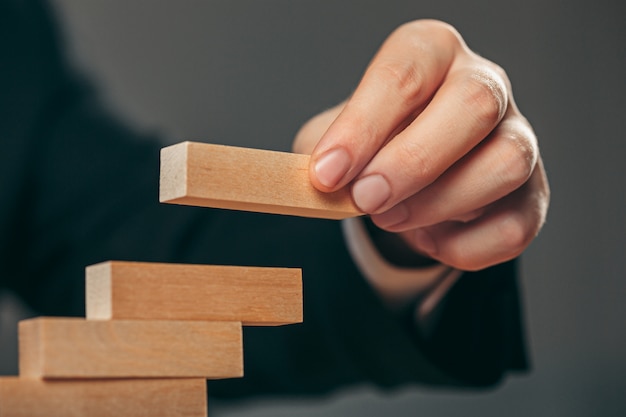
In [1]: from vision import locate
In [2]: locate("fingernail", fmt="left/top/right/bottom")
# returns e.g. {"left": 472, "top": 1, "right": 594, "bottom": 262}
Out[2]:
{"left": 372, "top": 203, "right": 409, "bottom": 229}
{"left": 314, "top": 148, "right": 351, "bottom": 188}
{"left": 352, "top": 174, "right": 391, "bottom": 213}
{"left": 413, "top": 229, "right": 437, "bottom": 256}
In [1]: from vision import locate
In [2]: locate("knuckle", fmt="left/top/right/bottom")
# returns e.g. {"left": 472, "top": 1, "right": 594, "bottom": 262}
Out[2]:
{"left": 462, "top": 68, "right": 508, "bottom": 128}
{"left": 400, "top": 19, "right": 463, "bottom": 47}
{"left": 395, "top": 139, "right": 436, "bottom": 184}
{"left": 372, "top": 58, "right": 424, "bottom": 104}
{"left": 375, "top": 19, "right": 467, "bottom": 105}
{"left": 496, "top": 212, "right": 533, "bottom": 254}
{"left": 496, "top": 131, "right": 537, "bottom": 190}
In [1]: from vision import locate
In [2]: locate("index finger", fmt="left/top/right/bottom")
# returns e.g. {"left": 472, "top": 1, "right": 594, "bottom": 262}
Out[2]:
{"left": 309, "top": 20, "right": 460, "bottom": 192}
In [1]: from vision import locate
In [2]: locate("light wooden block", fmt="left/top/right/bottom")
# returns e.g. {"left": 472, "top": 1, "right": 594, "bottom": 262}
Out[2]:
{"left": 160, "top": 141, "right": 362, "bottom": 219}
{"left": 19, "top": 317, "right": 242, "bottom": 379}
{"left": 0, "top": 377, "right": 207, "bottom": 417}
{"left": 86, "top": 261, "right": 303, "bottom": 326}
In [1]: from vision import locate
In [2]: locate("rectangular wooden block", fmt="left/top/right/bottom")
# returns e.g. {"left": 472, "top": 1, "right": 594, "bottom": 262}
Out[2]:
{"left": 159, "top": 141, "right": 362, "bottom": 219}
{"left": 86, "top": 261, "right": 303, "bottom": 326}
{"left": 19, "top": 317, "right": 243, "bottom": 379}
{"left": 0, "top": 377, "right": 208, "bottom": 417}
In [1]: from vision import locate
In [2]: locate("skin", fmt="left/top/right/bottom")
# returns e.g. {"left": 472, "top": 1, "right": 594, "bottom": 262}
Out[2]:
{"left": 293, "top": 19, "right": 550, "bottom": 272}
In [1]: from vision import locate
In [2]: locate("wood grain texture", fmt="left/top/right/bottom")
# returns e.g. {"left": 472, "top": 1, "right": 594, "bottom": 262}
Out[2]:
{"left": 86, "top": 261, "right": 303, "bottom": 326}
{"left": 159, "top": 141, "right": 362, "bottom": 219}
{"left": 0, "top": 377, "right": 208, "bottom": 417}
{"left": 19, "top": 318, "right": 243, "bottom": 379}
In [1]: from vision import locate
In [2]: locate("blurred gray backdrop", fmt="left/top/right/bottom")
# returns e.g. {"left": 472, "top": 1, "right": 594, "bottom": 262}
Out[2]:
{"left": 1, "top": 0, "right": 624, "bottom": 416}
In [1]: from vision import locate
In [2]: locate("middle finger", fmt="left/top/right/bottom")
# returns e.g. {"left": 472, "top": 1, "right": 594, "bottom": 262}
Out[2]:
{"left": 351, "top": 61, "right": 509, "bottom": 214}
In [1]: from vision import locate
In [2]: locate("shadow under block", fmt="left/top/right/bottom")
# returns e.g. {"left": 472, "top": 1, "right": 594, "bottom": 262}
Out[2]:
{"left": 159, "top": 141, "right": 362, "bottom": 219}
{"left": 19, "top": 318, "right": 243, "bottom": 379}
{"left": 86, "top": 261, "right": 303, "bottom": 326}
{"left": 0, "top": 377, "right": 208, "bottom": 417}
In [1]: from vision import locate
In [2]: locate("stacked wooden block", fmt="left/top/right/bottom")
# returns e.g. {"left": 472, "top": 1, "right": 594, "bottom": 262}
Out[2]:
{"left": 0, "top": 261, "right": 302, "bottom": 416}
{"left": 0, "top": 143, "right": 360, "bottom": 416}
{"left": 158, "top": 142, "right": 361, "bottom": 219}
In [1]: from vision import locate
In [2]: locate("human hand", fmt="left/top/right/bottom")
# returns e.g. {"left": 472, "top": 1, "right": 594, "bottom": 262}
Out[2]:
{"left": 293, "top": 20, "right": 550, "bottom": 271}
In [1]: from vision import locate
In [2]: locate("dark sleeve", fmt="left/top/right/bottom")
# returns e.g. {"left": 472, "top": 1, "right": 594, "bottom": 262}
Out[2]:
{"left": 0, "top": 0, "right": 528, "bottom": 398}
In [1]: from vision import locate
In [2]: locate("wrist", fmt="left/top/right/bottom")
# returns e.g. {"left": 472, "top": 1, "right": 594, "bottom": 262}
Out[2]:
{"left": 341, "top": 217, "right": 447, "bottom": 307}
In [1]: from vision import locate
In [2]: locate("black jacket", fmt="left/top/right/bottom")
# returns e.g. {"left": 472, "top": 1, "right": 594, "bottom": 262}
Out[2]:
{"left": 0, "top": 0, "right": 527, "bottom": 399}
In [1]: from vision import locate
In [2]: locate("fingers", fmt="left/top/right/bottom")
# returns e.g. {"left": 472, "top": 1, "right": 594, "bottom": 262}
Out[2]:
{"left": 309, "top": 20, "right": 459, "bottom": 192}
{"left": 309, "top": 19, "right": 511, "bottom": 218}
{"left": 400, "top": 157, "right": 550, "bottom": 271}
{"left": 296, "top": 19, "right": 550, "bottom": 270}
{"left": 350, "top": 60, "right": 509, "bottom": 213}
{"left": 371, "top": 114, "right": 538, "bottom": 231}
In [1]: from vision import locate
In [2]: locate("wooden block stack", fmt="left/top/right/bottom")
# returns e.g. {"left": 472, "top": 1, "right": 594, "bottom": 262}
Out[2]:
{"left": 0, "top": 261, "right": 302, "bottom": 416}
{"left": 0, "top": 143, "right": 359, "bottom": 416}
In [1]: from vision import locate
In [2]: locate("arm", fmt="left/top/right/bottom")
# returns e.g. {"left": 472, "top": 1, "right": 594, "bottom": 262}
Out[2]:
{"left": 0, "top": 0, "right": 529, "bottom": 397}
{"left": 290, "top": 22, "right": 548, "bottom": 386}
{"left": 286, "top": 18, "right": 548, "bottom": 390}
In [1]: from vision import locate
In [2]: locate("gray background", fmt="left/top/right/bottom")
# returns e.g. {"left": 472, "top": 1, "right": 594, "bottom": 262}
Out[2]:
{"left": 1, "top": 0, "right": 625, "bottom": 416}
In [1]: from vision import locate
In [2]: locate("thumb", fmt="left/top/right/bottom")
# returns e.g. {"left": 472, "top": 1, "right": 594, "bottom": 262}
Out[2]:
{"left": 292, "top": 103, "right": 345, "bottom": 155}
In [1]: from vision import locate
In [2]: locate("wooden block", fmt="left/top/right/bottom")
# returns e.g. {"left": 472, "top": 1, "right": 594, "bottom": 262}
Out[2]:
{"left": 0, "top": 377, "right": 207, "bottom": 417}
{"left": 86, "top": 261, "right": 303, "bottom": 326}
{"left": 159, "top": 141, "right": 362, "bottom": 219}
{"left": 19, "top": 317, "right": 242, "bottom": 379}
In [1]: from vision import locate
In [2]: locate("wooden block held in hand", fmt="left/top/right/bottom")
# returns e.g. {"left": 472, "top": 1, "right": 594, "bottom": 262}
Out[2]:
{"left": 0, "top": 377, "right": 208, "bottom": 417}
{"left": 160, "top": 141, "right": 362, "bottom": 219}
{"left": 86, "top": 261, "right": 303, "bottom": 326}
{"left": 19, "top": 318, "right": 243, "bottom": 379}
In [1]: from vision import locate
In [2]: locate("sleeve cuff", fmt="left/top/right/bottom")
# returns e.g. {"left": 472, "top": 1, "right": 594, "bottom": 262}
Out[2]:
{"left": 341, "top": 217, "right": 462, "bottom": 319}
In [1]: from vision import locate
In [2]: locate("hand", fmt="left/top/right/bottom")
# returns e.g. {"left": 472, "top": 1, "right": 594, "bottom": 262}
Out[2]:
{"left": 293, "top": 20, "right": 550, "bottom": 271}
